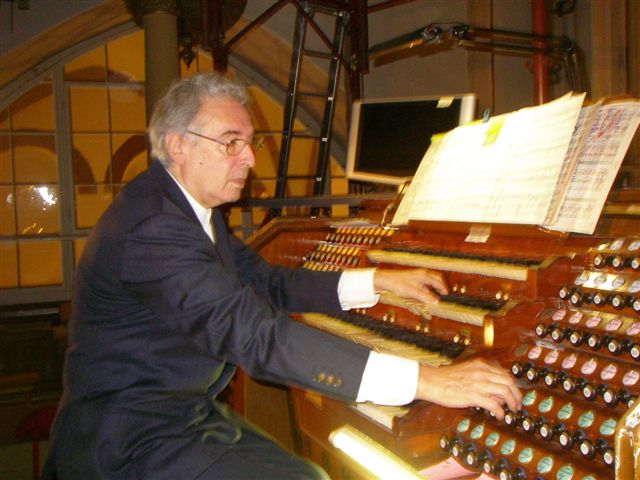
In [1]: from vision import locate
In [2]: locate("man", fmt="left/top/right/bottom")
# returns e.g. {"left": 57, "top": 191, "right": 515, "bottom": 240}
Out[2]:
{"left": 44, "top": 73, "right": 521, "bottom": 479}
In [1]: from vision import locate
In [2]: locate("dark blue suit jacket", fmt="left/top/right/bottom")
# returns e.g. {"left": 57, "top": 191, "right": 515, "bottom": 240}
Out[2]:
{"left": 45, "top": 160, "right": 370, "bottom": 479}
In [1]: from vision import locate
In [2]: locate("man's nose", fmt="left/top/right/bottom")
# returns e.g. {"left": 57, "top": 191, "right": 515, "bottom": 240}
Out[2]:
{"left": 239, "top": 145, "right": 256, "bottom": 168}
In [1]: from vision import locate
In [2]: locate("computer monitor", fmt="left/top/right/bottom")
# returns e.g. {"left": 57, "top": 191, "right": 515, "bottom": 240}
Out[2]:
{"left": 345, "top": 94, "right": 477, "bottom": 186}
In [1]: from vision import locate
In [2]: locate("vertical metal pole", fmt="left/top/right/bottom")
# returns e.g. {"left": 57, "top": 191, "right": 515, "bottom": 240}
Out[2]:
{"left": 274, "top": 1, "right": 308, "bottom": 207}
{"left": 209, "top": 0, "right": 228, "bottom": 72}
{"left": 348, "top": 0, "right": 368, "bottom": 101}
{"left": 311, "top": 10, "right": 348, "bottom": 214}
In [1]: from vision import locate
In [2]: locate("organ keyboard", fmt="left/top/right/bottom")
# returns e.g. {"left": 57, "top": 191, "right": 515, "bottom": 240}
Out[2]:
{"left": 377, "top": 290, "right": 516, "bottom": 327}
{"left": 248, "top": 189, "right": 640, "bottom": 480}
{"left": 299, "top": 311, "right": 463, "bottom": 364}
{"left": 366, "top": 247, "right": 547, "bottom": 281}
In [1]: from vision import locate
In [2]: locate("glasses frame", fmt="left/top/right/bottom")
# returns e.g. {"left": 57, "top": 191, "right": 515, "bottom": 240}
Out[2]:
{"left": 185, "top": 130, "right": 264, "bottom": 156}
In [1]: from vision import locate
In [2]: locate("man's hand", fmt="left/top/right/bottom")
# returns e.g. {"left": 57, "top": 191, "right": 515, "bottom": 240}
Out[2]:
{"left": 415, "top": 358, "right": 522, "bottom": 420}
{"left": 373, "top": 268, "right": 448, "bottom": 304}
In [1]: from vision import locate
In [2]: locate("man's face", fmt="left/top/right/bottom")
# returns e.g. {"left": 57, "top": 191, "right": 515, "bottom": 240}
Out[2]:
{"left": 169, "top": 97, "right": 256, "bottom": 208}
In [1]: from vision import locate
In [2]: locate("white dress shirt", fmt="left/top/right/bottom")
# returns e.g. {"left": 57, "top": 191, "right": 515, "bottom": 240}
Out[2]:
{"left": 338, "top": 269, "right": 419, "bottom": 405}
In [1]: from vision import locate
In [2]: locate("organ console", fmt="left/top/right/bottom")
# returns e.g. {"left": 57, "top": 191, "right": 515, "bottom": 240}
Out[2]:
{"left": 248, "top": 188, "right": 640, "bottom": 479}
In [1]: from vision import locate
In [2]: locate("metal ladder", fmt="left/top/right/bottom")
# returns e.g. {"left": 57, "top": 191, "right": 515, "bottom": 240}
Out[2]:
{"left": 271, "top": 0, "right": 352, "bottom": 217}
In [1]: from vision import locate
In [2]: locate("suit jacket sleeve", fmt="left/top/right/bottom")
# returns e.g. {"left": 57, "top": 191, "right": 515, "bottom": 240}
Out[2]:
{"left": 120, "top": 211, "right": 370, "bottom": 401}
{"left": 224, "top": 225, "right": 345, "bottom": 314}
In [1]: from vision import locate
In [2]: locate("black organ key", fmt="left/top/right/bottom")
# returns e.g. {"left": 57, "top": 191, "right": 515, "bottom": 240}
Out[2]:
{"left": 335, "top": 311, "right": 465, "bottom": 358}
{"left": 382, "top": 246, "right": 540, "bottom": 267}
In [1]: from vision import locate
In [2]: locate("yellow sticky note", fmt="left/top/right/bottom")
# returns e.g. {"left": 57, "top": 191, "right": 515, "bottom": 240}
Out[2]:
{"left": 484, "top": 117, "right": 505, "bottom": 146}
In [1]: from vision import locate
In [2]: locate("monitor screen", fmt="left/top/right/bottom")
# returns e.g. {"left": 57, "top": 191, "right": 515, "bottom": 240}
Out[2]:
{"left": 345, "top": 94, "right": 476, "bottom": 186}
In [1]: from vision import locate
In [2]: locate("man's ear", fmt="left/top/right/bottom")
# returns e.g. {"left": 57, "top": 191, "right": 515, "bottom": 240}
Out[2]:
{"left": 165, "top": 131, "right": 185, "bottom": 164}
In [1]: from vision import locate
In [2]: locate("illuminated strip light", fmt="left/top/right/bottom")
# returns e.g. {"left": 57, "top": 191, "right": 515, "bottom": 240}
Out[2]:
{"left": 328, "top": 425, "right": 424, "bottom": 480}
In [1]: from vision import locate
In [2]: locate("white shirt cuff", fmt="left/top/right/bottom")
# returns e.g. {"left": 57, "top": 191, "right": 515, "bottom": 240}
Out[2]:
{"left": 355, "top": 351, "right": 419, "bottom": 406}
{"left": 337, "top": 268, "right": 379, "bottom": 310}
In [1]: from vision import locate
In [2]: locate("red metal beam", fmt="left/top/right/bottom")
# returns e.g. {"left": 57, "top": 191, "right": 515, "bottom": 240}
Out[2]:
{"left": 532, "top": 0, "right": 549, "bottom": 104}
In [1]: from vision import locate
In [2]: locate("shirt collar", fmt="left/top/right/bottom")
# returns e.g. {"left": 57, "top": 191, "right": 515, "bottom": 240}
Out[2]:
{"left": 165, "top": 168, "right": 212, "bottom": 234}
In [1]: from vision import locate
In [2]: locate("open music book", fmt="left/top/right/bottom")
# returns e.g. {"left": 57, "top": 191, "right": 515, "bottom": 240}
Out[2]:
{"left": 392, "top": 93, "right": 640, "bottom": 234}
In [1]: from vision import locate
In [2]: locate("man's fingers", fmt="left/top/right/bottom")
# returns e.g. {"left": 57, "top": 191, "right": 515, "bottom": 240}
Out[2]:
{"left": 375, "top": 268, "right": 449, "bottom": 302}
{"left": 472, "top": 395, "right": 507, "bottom": 421}
{"left": 422, "top": 271, "right": 448, "bottom": 295}
{"left": 419, "top": 359, "right": 523, "bottom": 416}
{"left": 469, "top": 361, "right": 523, "bottom": 411}
{"left": 484, "top": 382, "right": 521, "bottom": 413}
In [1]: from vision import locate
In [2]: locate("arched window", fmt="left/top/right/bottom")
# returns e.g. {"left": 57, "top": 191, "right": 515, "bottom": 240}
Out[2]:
{"left": 1, "top": 22, "right": 350, "bottom": 306}
{"left": 0, "top": 28, "right": 153, "bottom": 304}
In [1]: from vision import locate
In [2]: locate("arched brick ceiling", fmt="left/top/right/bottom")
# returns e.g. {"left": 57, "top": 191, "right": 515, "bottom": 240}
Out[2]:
{"left": 0, "top": 0, "right": 348, "bottom": 155}
{"left": 0, "top": 0, "right": 132, "bottom": 90}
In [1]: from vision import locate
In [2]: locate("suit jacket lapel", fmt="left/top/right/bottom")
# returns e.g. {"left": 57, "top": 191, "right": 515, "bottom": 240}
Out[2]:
{"left": 149, "top": 160, "right": 219, "bottom": 246}
{"left": 212, "top": 209, "right": 237, "bottom": 275}
{"left": 148, "top": 161, "right": 201, "bottom": 223}
{"left": 148, "top": 161, "right": 236, "bottom": 272}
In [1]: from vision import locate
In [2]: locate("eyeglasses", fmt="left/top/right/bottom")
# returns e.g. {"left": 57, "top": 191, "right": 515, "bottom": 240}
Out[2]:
{"left": 186, "top": 130, "right": 264, "bottom": 156}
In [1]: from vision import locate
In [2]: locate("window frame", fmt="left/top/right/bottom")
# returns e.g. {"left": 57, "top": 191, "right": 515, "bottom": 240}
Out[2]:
{"left": 0, "top": 24, "right": 139, "bottom": 307}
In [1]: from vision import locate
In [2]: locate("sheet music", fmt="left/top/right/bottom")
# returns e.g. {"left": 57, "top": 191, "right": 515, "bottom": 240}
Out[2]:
{"left": 541, "top": 101, "right": 600, "bottom": 225}
{"left": 546, "top": 100, "right": 640, "bottom": 233}
{"left": 392, "top": 133, "right": 445, "bottom": 225}
{"left": 393, "top": 93, "right": 585, "bottom": 226}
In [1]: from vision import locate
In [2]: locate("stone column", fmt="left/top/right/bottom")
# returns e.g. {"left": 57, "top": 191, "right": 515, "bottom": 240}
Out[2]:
{"left": 128, "top": 0, "right": 181, "bottom": 126}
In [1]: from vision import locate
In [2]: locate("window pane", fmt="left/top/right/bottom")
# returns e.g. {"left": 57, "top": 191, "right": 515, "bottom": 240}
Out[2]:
{"left": 72, "top": 133, "right": 114, "bottom": 229}
{"left": 181, "top": 49, "right": 214, "bottom": 78}
{"left": 0, "top": 186, "right": 16, "bottom": 236}
{"left": 287, "top": 179, "right": 314, "bottom": 197}
{"left": 72, "top": 134, "right": 110, "bottom": 185}
{"left": 0, "top": 241, "right": 18, "bottom": 287}
{"left": 288, "top": 138, "right": 317, "bottom": 176}
{"left": 180, "top": 57, "right": 198, "bottom": 78}
{"left": 18, "top": 239, "right": 62, "bottom": 286}
{"left": 121, "top": 150, "right": 147, "bottom": 183}
{"left": 13, "top": 135, "right": 57, "bottom": 183}
{"left": 106, "top": 30, "right": 145, "bottom": 82}
{"left": 224, "top": 206, "right": 240, "bottom": 229}
{"left": 251, "top": 179, "right": 275, "bottom": 198}
{"left": 330, "top": 178, "right": 349, "bottom": 218}
{"left": 11, "top": 83, "right": 55, "bottom": 132}
{"left": 330, "top": 176, "right": 348, "bottom": 194}
{"left": 197, "top": 50, "right": 213, "bottom": 72}
{"left": 0, "top": 108, "right": 8, "bottom": 131}
{"left": 64, "top": 45, "right": 107, "bottom": 81}
{"left": 75, "top": 184, "right": 113, "bottom": 229}
{"left": 247, "top": 86, "right": 283, "bottom": 130}
{"left": 16, "top": 184, "right": 60, "bottom": 235}
{"left": 74, "top": 238, "right": 87, "bottom": 266}
{"left": 251, "top": 207, "right": 267, "bottom": 228}
{"left": 69, "top": 86, "right": 109, "bottom": 132}
{"left": 0, "top": 134, "right": 12, "bottom": 183}
{"left": 109, "top": 87, "right": 146, "bottom": 131}
{"left": 252, "top": 135, "right": 278, "bottom": 178}
{"left": 111, "top": 133, "right": 147, "bottom": 183}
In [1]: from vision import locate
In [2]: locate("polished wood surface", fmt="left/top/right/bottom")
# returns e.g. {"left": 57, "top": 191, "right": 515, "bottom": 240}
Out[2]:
{"left": 250, "top": 188, "right": 640, "bottom": 479}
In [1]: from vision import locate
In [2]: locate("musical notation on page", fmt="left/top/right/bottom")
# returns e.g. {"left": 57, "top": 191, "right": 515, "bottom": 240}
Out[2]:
{"left": 546, "top": 100, "right": 640, "bottom": 233}
{"left": 393, "top": 93, "right": 585, "bottom": 227}
{"left": 392, "top": 93, "right": 640, "bottom": 235}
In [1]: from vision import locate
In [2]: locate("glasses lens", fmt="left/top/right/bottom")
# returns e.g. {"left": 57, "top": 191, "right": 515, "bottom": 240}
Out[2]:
{"left": 225, "top": 139, "right": 244, "bottom": 156}
{"left": 226, "top": 137, "right": 264, "bottom": 155}
{"left": 252, "top": 136, "right": 265, "bottom": 152}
